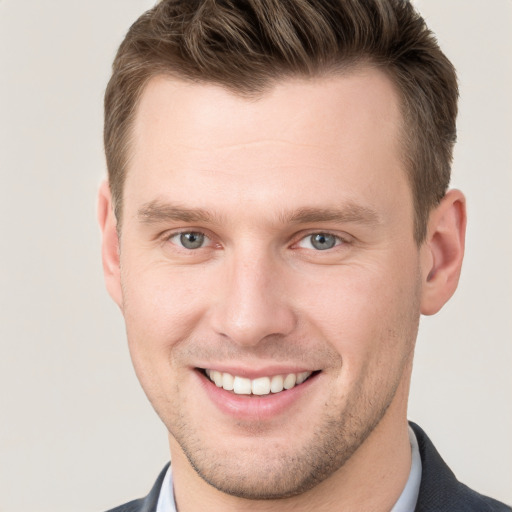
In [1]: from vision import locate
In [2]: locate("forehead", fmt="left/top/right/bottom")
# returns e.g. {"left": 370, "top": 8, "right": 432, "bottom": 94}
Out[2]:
{"left": 131, "top": 68, "right": 403, "bottom": 155}
{"left": 124, "top": 69, "right": 410, "bottom": 227}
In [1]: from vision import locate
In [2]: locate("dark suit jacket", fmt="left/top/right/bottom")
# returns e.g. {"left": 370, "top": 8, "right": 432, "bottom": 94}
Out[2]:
{"left": 105, "top": 422, "right": 511, "bottom": 511}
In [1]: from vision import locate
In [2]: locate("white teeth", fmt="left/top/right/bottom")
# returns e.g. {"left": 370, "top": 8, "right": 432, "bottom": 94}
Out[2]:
{"left": 270, "top": 374, "right": 284, "bottom": 393}
{"left": 233, "top": 376, "right": 252, "bottom": 395}
{"left": 222, "top": 372, "right": 234, "bottom": 391}
{"left": 212, "top": 370, "right": 223, "bottom": 387}
{"left": 296, "top": 371, "right": 309, "bottom": 384}
{"left": 205, "top": 369, "right": 313, "bottom": 395}
{"left": 283, "top": 373, "right": 297, "bottom": 389}
{"left": 251, "top": 377, "right": 270, "bottom": 395}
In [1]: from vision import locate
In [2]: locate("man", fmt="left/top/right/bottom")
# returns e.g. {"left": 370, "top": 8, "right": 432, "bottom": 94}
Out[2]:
{"left": 98, "top": 0, "right": 510, "bottom": 510}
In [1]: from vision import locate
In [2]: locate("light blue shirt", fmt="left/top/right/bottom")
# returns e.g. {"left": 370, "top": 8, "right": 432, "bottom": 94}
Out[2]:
{"left": 156, "top": 426, "right": 422, "bottom": 512}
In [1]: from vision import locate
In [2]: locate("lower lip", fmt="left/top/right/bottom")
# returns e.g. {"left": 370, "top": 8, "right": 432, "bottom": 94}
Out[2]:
{"left": 196, "top": 370, "right": 320, "bottom": 421}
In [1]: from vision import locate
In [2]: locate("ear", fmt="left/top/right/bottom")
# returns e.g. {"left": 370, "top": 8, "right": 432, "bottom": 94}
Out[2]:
{"left": 97, "top": 180, "right": 123, "bottom": 310}
{"left": 420, "top": 189, "right": 467, "bottom": 316}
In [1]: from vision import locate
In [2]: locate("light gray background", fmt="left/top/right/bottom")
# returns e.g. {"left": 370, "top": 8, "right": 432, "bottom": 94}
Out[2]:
{"left": 0, "top": 1, "right": 510, "bottom": 511}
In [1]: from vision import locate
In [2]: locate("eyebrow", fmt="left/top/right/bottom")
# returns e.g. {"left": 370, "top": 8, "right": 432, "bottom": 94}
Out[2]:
{"left": 281, "top": 205, "right": 381, "bottom": 226}
{"left": 138, "top": 201, "right": 218, "bottom": 224}
{"left": 137, "top": 200, "right": 380, "bottom": 227}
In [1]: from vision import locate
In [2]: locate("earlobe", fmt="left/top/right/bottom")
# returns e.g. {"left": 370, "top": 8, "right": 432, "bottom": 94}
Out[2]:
{"left": 97, "top": 180, "right": 123, "bottom": 309}
{"left": 420, "top": 189, "right": 467, "bottom": 316}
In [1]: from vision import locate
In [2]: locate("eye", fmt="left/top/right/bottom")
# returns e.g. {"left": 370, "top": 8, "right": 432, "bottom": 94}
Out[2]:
{"left": 169, "top": 231, "right": 209, "bottom": 250}
{"left": 297, "top": 233, "right": 342, "bottom": 251}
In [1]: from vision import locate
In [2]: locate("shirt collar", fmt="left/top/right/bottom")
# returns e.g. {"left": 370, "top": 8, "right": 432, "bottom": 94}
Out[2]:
{"left": 390, "top": 425, "right": 423, "bottom": 512}
{"left": 156, "top": 464, "right": 175, "bottom": 512}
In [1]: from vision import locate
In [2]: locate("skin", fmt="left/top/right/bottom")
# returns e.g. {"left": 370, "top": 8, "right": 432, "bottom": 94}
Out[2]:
{"left": 99, "top": 68, "right": 466, "bottom": 511}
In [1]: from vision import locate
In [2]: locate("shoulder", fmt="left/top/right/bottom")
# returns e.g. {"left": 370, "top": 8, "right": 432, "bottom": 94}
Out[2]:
{"left": 449, "top": 482, "right": 512, "bottom": 512}
{"left": 103, "top": 463, "right": 170, "bottom": 512}
{"left": 105, "top": 498, "right": 146, "bottom": 512}
{"left": 410, "top": 422, "right": 511, "bottom": 512}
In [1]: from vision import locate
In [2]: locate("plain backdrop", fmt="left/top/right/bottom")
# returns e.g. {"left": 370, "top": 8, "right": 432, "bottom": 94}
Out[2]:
{"left": 0, "top": 1, "right": 511, "bottom": 511}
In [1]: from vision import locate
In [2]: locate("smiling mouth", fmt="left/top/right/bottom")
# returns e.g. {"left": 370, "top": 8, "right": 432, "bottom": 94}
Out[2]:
{"left": 200, "top": 368, "right": 319, "bottom": 396}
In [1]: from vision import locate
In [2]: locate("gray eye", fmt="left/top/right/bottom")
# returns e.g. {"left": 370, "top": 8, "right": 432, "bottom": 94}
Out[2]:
{"left": 310, "top": 233, "right": 337, "bottom": 250}
{"left": 179, "top": 232, "right": 205, "bottom": 249}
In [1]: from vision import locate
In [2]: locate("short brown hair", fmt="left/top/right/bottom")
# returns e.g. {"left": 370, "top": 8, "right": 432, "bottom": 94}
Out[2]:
{"left": 104, "top": 0, "right": 458, "bottom": 243}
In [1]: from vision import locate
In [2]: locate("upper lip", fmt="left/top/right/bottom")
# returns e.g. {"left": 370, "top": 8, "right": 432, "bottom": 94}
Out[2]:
{"left": 196, "top": 365, "right": 318, "bottom": 379}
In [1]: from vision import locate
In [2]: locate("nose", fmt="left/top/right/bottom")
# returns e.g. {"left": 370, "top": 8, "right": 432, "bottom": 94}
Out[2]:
{"left": 210, "top": 249, "right": 297, "bottom": 347}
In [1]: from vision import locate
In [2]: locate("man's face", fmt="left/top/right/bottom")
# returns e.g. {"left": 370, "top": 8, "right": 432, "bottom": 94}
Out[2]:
{"left": 112, "top": 70, "right": 424, "bottom": 498}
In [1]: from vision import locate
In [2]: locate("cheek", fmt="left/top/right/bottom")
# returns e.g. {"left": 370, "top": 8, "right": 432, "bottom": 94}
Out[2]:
{"left": 296, "top": 256, "right": 421, "bottom": 368}
{"left": 120, "top": 265, "right": 209, "bottom": 407}
{"left": 120, "top": 260, "right": 212, "bottom": 362}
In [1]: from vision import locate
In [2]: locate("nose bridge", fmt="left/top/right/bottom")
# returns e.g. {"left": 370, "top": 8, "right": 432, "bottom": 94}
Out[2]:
{"left": 211, "top": 243, "right": 296, "bottom": 346}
